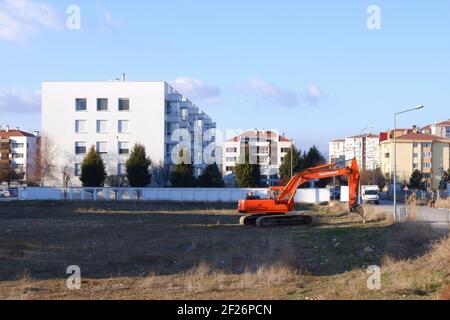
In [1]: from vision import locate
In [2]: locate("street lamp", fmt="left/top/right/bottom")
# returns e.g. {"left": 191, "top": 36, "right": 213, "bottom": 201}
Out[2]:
{"left": 393, "top": 105, "right": 424, "bottom": 221}
{"left": 116, "top": 136, "right": 120, "bottom": 200}
{"left": 290, "top": 139, "right": 294, "bottom": 180}
{"left": 358, "top": 127, "right": 373, "bottom": 204}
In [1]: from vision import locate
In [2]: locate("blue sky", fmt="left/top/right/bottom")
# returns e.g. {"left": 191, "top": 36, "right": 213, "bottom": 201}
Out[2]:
{"left": 1, "top": 0, "right": 449, "bottom": 152}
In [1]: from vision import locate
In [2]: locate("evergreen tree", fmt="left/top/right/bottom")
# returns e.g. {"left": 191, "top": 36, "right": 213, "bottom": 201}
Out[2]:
{"left": 80, "top": 146, "right": 107, "bottom": 187}
{"left": 198, "top": 163, "right": 224, "bottom": 188}
{"left": 170, "top": 148, "right": 197, "bottom": 188}
{"left": 235, "top": 148, "right": 261, "bottom": 188}
{"left": 302, "top": 145, "right": 326, "bottom": 169}
{"left": 278, "top": 145, "right": 303, "bottom": 183}
{"left": 409, "top": 169, "right": 424, "bottom": 190}
{"left": 126, "top": 144, "right": 152, "bottom": 187}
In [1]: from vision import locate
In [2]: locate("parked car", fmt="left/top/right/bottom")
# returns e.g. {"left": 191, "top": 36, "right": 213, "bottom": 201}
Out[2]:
{"left": 0, "top": 189, "right": 11, "bottom": 198}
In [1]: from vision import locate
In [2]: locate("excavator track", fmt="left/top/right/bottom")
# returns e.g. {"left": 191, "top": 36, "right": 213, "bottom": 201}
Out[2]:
{"left": 240, "top": 212, "right": 314, "bottom": 228}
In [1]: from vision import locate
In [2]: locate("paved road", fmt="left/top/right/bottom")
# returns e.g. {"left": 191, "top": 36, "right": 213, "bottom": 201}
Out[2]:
{"left": 371, "top": 200, "right": 450, "bottom": 233}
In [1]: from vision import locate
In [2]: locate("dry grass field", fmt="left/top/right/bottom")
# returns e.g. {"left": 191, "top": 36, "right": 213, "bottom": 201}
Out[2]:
{"left": 0, "top": 201, "right": 449, "bottom": 300}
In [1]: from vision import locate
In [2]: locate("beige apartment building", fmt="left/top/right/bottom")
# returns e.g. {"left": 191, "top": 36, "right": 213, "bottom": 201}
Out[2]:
{"left": 380, "top": 132, "right": 450, "bottom": 190}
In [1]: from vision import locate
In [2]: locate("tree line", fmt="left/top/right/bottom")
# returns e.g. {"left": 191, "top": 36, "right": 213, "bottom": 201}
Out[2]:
{"left": 75, "top": 144, "right": 225, "bottom": 188}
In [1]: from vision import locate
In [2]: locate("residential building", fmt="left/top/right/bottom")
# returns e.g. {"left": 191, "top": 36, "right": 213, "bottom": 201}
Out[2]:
{"left": 0, "top": 126, "right": 39, "bottom": 182}
{"left": 41, "top": 80, "right": 216, "bottom": 186}
{"left": 422, "top": 119, "right": 450, "bottom": 139}
{"left": 379, "top": 132, "right": 450, "bottom": 190}
{"left": 365, "top": 134, "right": 380, "bottom": 170}
{"left": 328, "top": 139, "right": 345, "bottom": 163}
{"left": 330, "top": 134, "right": 380, "bottom": 171}
{"left": 222, "top": 130, "right": 293, "bottom": 186}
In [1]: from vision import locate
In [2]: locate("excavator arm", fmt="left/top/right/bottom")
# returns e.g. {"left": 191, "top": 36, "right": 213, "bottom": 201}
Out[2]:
{"left": 277, "top": 158, "right": 360, "bottom": 212}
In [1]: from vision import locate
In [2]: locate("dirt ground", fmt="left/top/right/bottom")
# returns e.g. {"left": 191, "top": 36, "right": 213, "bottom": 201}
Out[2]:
{"left": 0, "top": 201, "right": 448, "bottom": 300}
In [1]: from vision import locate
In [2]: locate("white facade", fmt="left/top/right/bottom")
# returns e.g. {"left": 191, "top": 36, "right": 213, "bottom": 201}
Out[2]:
{"left": 222, "top": 130, "right": 293, "bottom": 185}
{"left": 328, "top": 139, "right": 345, "bottom": 163}
{"left": 330, "top": 134, "right": 380, "bottom": 171}
{"left": 365, "top": 135, "right": 380, "bottom": 170}
{"left": 41, "top": 81, "right": 216, "bottom": 186}
{"left": 432, "top": 120, "right": 450, "bottom": 139}
{"left": 0, "top": 128, "right": 39, "bottom": 182}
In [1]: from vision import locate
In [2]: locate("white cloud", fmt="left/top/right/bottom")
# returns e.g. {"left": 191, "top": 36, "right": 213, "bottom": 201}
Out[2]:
{"left": 304, "top": 84, "right": 327, "bottom": 105}
{"left": 239, "top": 78, "right": 298, "bottom": 108}
{"left": 98, "top": 6, "right": 121, "bottom": 33}
{"left": 0, "top": 88, "right": 41, "bottom": 113}
{"left": 170, "top": 78, "right": 222, "bottom": 105}
{"left": 0, "top": 0, "right": 62, "bottom": 42}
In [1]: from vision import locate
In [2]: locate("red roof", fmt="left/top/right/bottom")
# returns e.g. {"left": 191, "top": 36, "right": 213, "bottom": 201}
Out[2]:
{"left": 436, "top": 120, "right": 450, "bottom": 126}
{"left": 0, "top": 129, "right": 36, "bottom": 138}
{"left": 396, "top": 132, "right": 449, "bottom": 142}
{"left": 331, "top": 139, "right": 345, "bottom": 143}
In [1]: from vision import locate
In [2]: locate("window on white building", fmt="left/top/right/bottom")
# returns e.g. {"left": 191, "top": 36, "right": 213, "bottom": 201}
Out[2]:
{"left": 226, "top": 147, "right": 237, "bottom": 153}
{"left": 75, "top": 142, "right": 87, "bottom": 155}
{"left": 166, "top": 102, "right": 179, "bottom": 115}
{"left": 118, "top": 98, "right": 130, "bottom": 111}
{"left": 11, "top": 143, "right": 24, "bottom": 148}
{"left": 118, "top": 142, "right": 130, "bottom": 155}
{"left": 97, "top": 98, "right": 108, "bottom": 111}
{"left": 118, "top": 163, "right": 126, "bottom": 175}
{"left": 226, "top": 157, "right": 237, "bottom": 162}
{"left": 181, "top": 108, "right": 189, "bottom": 120}
{"left": 118, "top": 120, "right": 130, "bottom": 133}
{"left": 96, "top": 142, "right": 108, "bottom": 154}
{"left": 12, "top": 153, "right": 24, "bottom": 159}
{"left": 74, "top": 163, "right": 81, "bottom": 176}
{"left": 75, "top": 120, "right": 87, "bottom": 133}
{"left": 97, "top": 120, "right": 108, "bottom": 133}
{"left": 76, "top": 98, "right": 87, "bottom": 111}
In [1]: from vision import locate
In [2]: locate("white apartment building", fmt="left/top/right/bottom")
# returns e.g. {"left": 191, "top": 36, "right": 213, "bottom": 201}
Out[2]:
{"left": 41, "top": 80, "right": 216, "bottom": 187}
{"left": 0, "top": 126, "right": 39, "bottom": 182}
{"left": 365, "top": 134, "right": 380, "bottom": 170}
{"left": 422, "top": 119, "right": 450, "bottom": 139}
{"left": 328, "top": 139, "right": 345, "bottom": 163}
{"left": 222, "top": 130, "right": 293, "bottom": 186}
{"left": 330, "top": 134, "right": 380, "bottom": 171}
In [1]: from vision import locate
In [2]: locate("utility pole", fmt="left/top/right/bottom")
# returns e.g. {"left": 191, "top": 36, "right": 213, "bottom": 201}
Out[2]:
{"left": 116, "top": 136, "right": 120, "bottom": 200}
{"left": 290, "top": 139, "right": 293, "bottom": 180}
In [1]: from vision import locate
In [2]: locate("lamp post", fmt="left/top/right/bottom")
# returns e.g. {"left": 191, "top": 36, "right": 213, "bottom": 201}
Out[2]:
{"left": 290, "top": 139, "right": 294, "bottom": 180}
{"left": 356, "top": 127, "right": 372, "bottom": 204}
{"left": 116, "top": 136, "right": 120, "bottom": 200}
{"left": 393, "top": 105, "right": 424, "bottom": 221}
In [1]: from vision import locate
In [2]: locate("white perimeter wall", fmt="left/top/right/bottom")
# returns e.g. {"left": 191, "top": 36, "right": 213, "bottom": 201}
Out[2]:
{"left": 19, "top": 187, "right": 331, "bottom": 204}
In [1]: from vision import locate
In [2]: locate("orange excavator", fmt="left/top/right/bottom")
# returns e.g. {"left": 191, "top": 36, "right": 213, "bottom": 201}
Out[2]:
{"left": 238, "top": 158, "right": 364, "bottom": 227}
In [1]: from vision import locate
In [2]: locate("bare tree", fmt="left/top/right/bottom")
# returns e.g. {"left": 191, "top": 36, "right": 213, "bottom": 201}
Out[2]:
{"left": 151, "top": 162, "right": 170, "bottom": 188}
{"left": 35, "top": 133, "right": 58, "bottom": 186}
{"left": 62, "top": 166, "right": 73, "bottom": 199}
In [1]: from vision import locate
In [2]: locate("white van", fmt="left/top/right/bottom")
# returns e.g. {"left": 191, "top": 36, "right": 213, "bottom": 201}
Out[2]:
{"left": 362, "top": 185, "right": 380, "bottom": 205}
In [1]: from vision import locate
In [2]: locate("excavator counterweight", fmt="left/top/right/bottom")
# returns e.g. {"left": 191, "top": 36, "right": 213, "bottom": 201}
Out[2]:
{"left": 239, "top": 158, "right": 364, "bottom": 227}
